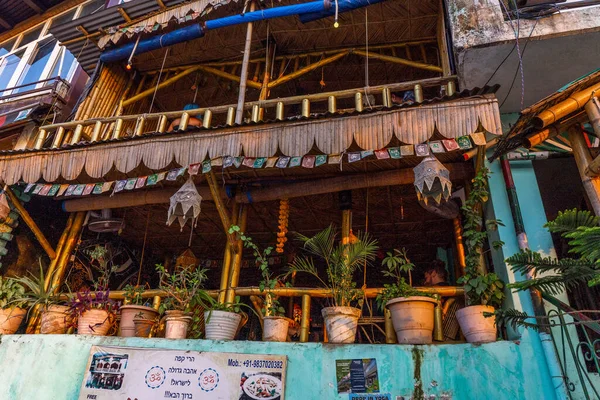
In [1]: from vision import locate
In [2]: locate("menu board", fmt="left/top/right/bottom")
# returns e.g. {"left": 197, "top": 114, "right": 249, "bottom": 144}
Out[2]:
{"left": 336, "top": 358, "right": 380, "bottom": 394}
{"left": 78, "top": 346, "right": 287, "bottom": 400}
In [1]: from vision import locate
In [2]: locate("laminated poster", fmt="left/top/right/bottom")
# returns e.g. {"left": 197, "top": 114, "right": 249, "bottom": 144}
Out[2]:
{"left": 78, "top": 346, "right": 287, "bottom": 400}
{"left": 336, "top": 358, "right": 380, "bottom": 394}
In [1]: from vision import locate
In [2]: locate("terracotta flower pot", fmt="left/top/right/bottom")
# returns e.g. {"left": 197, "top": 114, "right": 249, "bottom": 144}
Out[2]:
{"left": 204, "top": 310, "right": 241, "bottom": 340}
{"left": 456, "top": 305, "right": 497, "bottom": 343}
{"left": 386, "top": 296, "right": 437, "bottom": 344}
{"left": 321, "top": 306, "right": 361, "bottom": 344}
{"left": 78, "top": 309, "right": 113, "bottom": 336}
{"left": 0, "top": 307, "right": 26, "bottom": 334}
{"left": 164, "top": 310, "right": 192, "bottom": 339}
{"left": 262, "top": 316, "right": 291, "bottom": 342}
{"left": 40, "top": 305, "right": 70, "bottom": 334}
{"left": 119, "top": 305, "right": 159, "bottom": 337}
{"left": 133, "top": 318, "right": 155, "bottom": 338}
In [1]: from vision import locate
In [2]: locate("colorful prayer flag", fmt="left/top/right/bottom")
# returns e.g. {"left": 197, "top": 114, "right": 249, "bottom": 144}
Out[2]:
{"left": 328, "top": 154, "right": 342, "bottom": 164}
{"left": 73, "top": 184, "right": 86, "bottom": 196}
{"left": 114, "top": 180, "right": 127, "bottom": 193}
{"left": 276, "top": 157, "right": 290, "bottom": 168}
{"left": 65, "top": 185, "right": 76, "bottom": 196}
{"left": 388, "top": 147, "right": 401, "bottom": 159}
{"left": 223, "top": 156, "right": 234, "bottom": 168}
{"left": 57, "top": 184, "right": 69, "bottom": 197}
{"left": 124, "top": 178, "right": 136, "bottom": 190}
{"left": 135, "top": 177, "right": 147, "bottom": 189}
{"left": 233, "top": 157, "right": 244, "bottom": 168}
{"left": 442, "top": 139, "right": 460, "bottom": 151}
{"left": 93, "top": 183, "right": 104, "bottom": 194}
{"left": 302, "top": 155, "right": 316, "bottom": 168}
{"left": 242, "top": 157, "right": 255, "bottom": 168}
{"left": 415, "top": 144, "right": 430, "bottom": 156}
{"left": 315, "top": 155, "right": 327, "bottom": 166}
{"left": 374, "top": 149, "right": 390, "bottom": 159}
{"left": 253, "top": 158, "right": 266, "bottom": 168}
{"left": 360, "top": 150, "right": 374, "bottom": 159}
{"left": 457, "top": 136, "right": 473, "bottom": 150}
{"left": 202, "top": 161, "right": 211, "bottom": 173}
{"left": 289, "top": 157, "right": 302, "bottom": 167}
{"left": 347, "top": 152, "right": 361, "bottom": 163}
{"left": 211, "top": 158, "right": 223, "bottom": 167}
{"left": 32, "top": 184, "right": 43, "bottom": 195}
{"left": 24, "top": 183, "right": 35, "bottom": 193}
{"left": 429, "top": 141, "right": 444, "bottom": 153}
{"left": 38, "top": 185, "right": 52, "bottom": 196}
{"left": 48, "top": 184, "right": 61, "bottom": 197}
{"left": 188, "top": 163, "right": 201, "bottom": 175}
{"left": 400, "top": 145, "right": 415, "bottom": 156}
{"left": 470, "top": 132, "right": 486, "bottom": 146}
{"left": 166, "top": 169, "right": 180, "bottom": 181}
{"left": 83, "top": 184, "right": 95, "bottom": 196}
{"left": 147, "top": 174, "right": 159, "bottom": 186}
{"left": 266, "top": 157, "right": 278, "bottom": 168}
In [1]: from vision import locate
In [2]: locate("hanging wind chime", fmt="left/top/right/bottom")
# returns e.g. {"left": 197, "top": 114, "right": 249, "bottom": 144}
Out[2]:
{"left": 167, "top": 177, "right": 202, "bottom": 230}
{"left": 413, "top": 156, "right": 452, "bottom": 205}
{"left": 276, "top": 198, "right": 289, "bottom": 253}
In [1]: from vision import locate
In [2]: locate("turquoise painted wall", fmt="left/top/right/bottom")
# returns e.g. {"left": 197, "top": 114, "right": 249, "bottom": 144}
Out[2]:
{"left": 0, "top": 334, "right": 560, "bottom": 400}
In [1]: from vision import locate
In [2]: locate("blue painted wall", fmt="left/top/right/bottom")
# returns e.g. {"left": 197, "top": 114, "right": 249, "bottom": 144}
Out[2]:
{"left": 0, "top": 334, "right": 560, "bottom": 399}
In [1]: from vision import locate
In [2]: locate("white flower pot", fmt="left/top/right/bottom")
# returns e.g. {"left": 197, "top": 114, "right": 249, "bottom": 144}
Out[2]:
{"left": 78, "top": 309, "right": 113, "bottom": 336}
{"left": 0, "top": 307, "right": 26, "bottom": 334}
{"left": 321, "top": 306, "right": 361, "bottom": 344}
{"left": 40, "top": 305, "right": 70, "bottom": 334}
{"left": 263, "top": 316, "right": 291, "bottom": 342}
{"left": 456, "top": 305, "right": 497, "bottom": 343}
{"left": 386, "top": 296, "right": 437, "bottom": 344}
{"left": 164, "top": 310, "right": 192, "bottom": 339}
{"left": 204, "top": 310, "right": 241, "bottom": 340}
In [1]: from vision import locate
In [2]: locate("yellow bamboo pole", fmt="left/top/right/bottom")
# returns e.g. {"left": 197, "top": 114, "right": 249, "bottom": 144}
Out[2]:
{"left": 44, "top": 214, "right": 75, "bottom": 290}
{"left": 219, "top": 202, "right": 238, "bottom": 304}
{"left": 5, "top": 187, "right": 56, "bottom": 259}
{"left": 534, "top": 82, "right": 600, "bottom": 128}
{"left": 122, "top": 67, "right": 199, "bottom": 108}
{"left": 585, "top": 99, "right": 600, "bottom": 177}
{"left": 226, "top": 204, "right": 248, "bottom": 304}
{"left": 199, "top": 66, "right": 262, "bottom": 90}
{"left": 299, "top": 294, "right": 311, "bottom": 342}
{"left": 384, "top": 309, "right": 395, "bottom": 343}
{"left": 353, "top": 49, "right": 443, "bottom": 73}
{"left": 49, "top": 211, "right": 86, "bottom": 292}
{"left": 207, "top": 170, "right": 232, "bottom": 234}
{"left": 453, "top": 218, "right": 466, "bottom": 274}
{"left": 268, "top": 51, "right": 349, "bottom": 88}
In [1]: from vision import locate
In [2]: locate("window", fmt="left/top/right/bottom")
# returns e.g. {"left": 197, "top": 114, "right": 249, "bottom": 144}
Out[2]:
{"left": 49, "top": 47, "right": 76, "bottom": 81}
{"left": 49, "top": 10, "right": 78, "bottom": 30}
{"left": 15, "top": 38, "right": 58, "bottom": 93}
{"left": 0, "top": 38, "right": 16, "bottom": 58}
{"left": 19, "top": 26, "right": 44, "bottom": 48}
{"left": 79, "top": 0, "right": 106, "bottom": 17}
{"left": 0, "top": 50, "right": 25, "bottom": 93}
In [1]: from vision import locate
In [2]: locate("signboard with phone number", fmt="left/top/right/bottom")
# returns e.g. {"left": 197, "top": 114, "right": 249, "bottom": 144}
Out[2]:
{"left": 78, "top": 346, "right": 287, "bottom": 400}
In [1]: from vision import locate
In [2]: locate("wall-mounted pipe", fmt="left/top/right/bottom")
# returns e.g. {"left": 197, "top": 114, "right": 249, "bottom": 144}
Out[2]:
{"left": 100, "top": 0, "right": 384, "bottom": 63}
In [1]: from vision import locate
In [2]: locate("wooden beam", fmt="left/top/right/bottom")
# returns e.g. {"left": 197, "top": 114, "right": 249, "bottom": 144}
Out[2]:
{"left": 568, "top": 127, "right": 600, "bottom": 216}
{"left": 0, "top": 17, "right": 12, "bottom": 30}
{"left": 268, "top": 51, "right": 349, "bottom": 88}
{"left": 23, "top": 0, "right": 45, "bottom": 13}
{"left": 353, "top": 50, "right": 443, "bottom": 73}
{"left": 156, "top": 0, "right": 166, "bottom": 8}
{"left": 235, "top": 163, "right": 473, "bottom": 203}
{"left": 585, "top": 99, "right": 600, "bottom": 177}
{"left": 117, "top": 7, "right": 132, "bottom": 23}
{"left": 4, "top": 186, "right": 56, "bottom": 259}
{"left": 122, "top": 67, "right": 198, "bottom": 107}
{"left": 198, "top": 65, "right": 262, "bottom": 90}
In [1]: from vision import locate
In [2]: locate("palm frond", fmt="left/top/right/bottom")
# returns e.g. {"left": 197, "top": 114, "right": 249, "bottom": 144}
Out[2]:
{"left": 294, "top": 224, "right": 337, "bottom": 265}
{"left": 509, "top": 268, "right": 600, "bottom": 295}
{"left": 565, "top": 226, "right": 600, "bottom": 263}
{"left": 506, "top": 250, "right": 596, "bottom": 277}
{"left": 495, "top": 308, "right": 540, "bottom": 332}
{"left": 545, "top": 209, "right": 599, "bottom": 233}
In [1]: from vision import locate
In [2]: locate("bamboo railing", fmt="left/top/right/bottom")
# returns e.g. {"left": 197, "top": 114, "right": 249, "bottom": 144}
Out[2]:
{"left": 32, "top": 76, "right": 457, "bottom": 151}
{"left": 57, "top": 285, "right": 464, "bottom": 343}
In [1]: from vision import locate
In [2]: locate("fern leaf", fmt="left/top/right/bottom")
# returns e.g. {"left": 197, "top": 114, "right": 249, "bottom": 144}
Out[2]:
{"left": 545, "top": 209, "right": 599, "bottom": 233}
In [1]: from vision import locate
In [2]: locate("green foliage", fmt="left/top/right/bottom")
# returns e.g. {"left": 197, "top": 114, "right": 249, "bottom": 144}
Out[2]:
{"left": 506, "top": 209, "right": 600, "bottom": 295}
{"left": 123, "top": 284, "right": 146, "bottom": 306}
{"left": 11, "top": 259, "right": 64, "bottom": 311}
{"left": 287, "top": 225, "right": 378, "bottom": 308}
{"left": 155, "top": 264, "right": 211, "bottom": 313}
{"left": 494, "top": 308, "right": 540, "bottom": 332}
{"left": 228, "top": 225, "right": 286, "bottom": 317}
{"left": 457, "top": 168, "right": 506, "bottom": 308}
{"left": 376, "top": 248, "right": 432, "bottom": 310}
{"left": 0, "top": 275, "right": 25, "bottom": 309}
{"left": 87, "top": 245, "right": 118, "bottom": 290}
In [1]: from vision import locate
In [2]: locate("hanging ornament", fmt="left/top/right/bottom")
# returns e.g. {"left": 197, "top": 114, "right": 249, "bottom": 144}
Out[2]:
{"left": 276, "top": 198, "right": 289, "bottom": 253}
{"left": 166, "top": 177, "right": 202, "bottom": 230}
{"left": 413, "top": 156, "right": 452, "bottom": 205}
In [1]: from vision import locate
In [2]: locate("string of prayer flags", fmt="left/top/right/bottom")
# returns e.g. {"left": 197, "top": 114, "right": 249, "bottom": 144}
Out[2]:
{"left": 415, "top": 144, "right": 430, "bottom": 157}
{"left": 470, "top": 131, "right": 487, "bottom": 146}
{"left": 315, "top": 155, "right": 327, "bottom": 167}
{"left": 188, "top": 163, "right": 201, "bottom": 175}
{"left": 374, "top": 149, "right": 390, "bottom": 159}
{"left": 361, "top": 150, "right": 374, "bottom": 159}
{"left": 348, "top": 152, "right": 361, "bottom": 163}
{"left": 242, "top": 157, "right": 255, "bottom": 168}
{"left": 329, "top": 154, "right": 342, "bottom": 164}
{"left": 253, "top": 158, "right": 267, "bottom": 169}
{"left": 457, "top": 136, "right": 472, "bottom": 149}
{"left": 276, "top": 156, "right": 290, "bottom": 168}
{"left": 442, "top": 139, "right": 460, "bottom": 151}
{"left": 266, "top": 157, "right": 278, "bottom": 168}
{"left": 429, "top": 141, "right": 444, "bottom": 153}
{"left": 135, "top": 177, "right": 147, "bottom": 189}
{"left": 202, "top": 161, "right": 211, "bottom": 173}
{"left": 401, "top": 145, "right": 414, "bottom": 156}
{"left": 388, "top": 147, "right": 401, "bottom": 159}
{"left": 301, "top": 155, "right": 316, "bottom": 168}
{"left": 289, "top": 157, "right": 302, "bottom": 167}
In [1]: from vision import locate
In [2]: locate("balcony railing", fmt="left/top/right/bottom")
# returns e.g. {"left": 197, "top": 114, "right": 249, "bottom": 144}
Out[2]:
{"left": 31, "top": 76, "right": 456, "bottom": 151}
{"left": 0, "top": 77, "right": 70, "bottom": 104}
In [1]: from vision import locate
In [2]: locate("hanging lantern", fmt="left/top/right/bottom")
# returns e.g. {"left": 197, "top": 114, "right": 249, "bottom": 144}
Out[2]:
{"left": 176, "top": 248, "right": 198, "bottom": 271}
{"left": 413, "top": 156, "right": 452, "bottom": 205}
{"left": 167, "top": 177, "right": 202, "bottom": 230}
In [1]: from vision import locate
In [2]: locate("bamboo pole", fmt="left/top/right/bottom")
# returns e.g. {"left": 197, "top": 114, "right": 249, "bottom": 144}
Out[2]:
{"left": 49, "top": 211, "right": 86, "bottom": 292}
{"left": 206, "top": 170, "right": 233, "bottom": 234}
{"left": 533, "top": 82, "right": 600, "bottom": 129}
{"left": 122, "top": 67, "right": 199, "bottom": 108}
{"left": 235, "top": 163, "right": 473, "bottom": 203}
{"left": 353, "top": 50, "right": 443, "bottom": 73}
{"left": 226, "top": 204, "right": 247, "bottom": 304}
{"left": 384, "top": 309, "right": 395, "bottom": 343}
{"left": 44, "top": 214, "right": 75, "bottom": 290}
{"left": 453, "top": 218, "right": 466, "bottom": 274}
{"left": 198, "top": 66, "right": 262, "bottom": 90}
{"left": 235, "top": 1, "right": 256, "bottom": 124}
{"left": 299, "top": 294, "right": 311, "bottom": 343}
{"left": 5, "top": 187, "right": 56, "bottom": 259}
{"left": 219, "top": 202, "right": 238, "bottom": 304}
{"left": 568, "top": 127, "right": 600, "bottom": 215}
{"left": 585, "top": 99, "right": 600, "bottom": 177}
{"left": 268, "top": 51, "right": 349, "bottom": 88}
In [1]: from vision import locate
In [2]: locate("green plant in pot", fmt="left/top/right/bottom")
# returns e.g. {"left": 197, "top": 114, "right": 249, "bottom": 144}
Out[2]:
{"left": 0, "top": 276, "right": 26, "bottom": 334}
{"left": 156, "top": 263, "right": 212, "bottom": 339}
{"left": 132, "top": 310, "right": 158, "bottom": 338}
{"left": 455, "top": 168, "right": 506, "bottom": 343}
{"left": 376, "top": 248, "right": 437, "bottom": 344}
{"left": 68, "top": 245, "right": 120, "bottom": 336}
{"left": 230, "top": 225, "right": 292, "bottom": 342}
{"left": 288, "top": 225, "right": 378, "bottom": 343}
{"left": 119, "top": 284, "right": 159, "bottom": 337}
{"left": 12, "top": 260, "right": 71, "bottom": 334}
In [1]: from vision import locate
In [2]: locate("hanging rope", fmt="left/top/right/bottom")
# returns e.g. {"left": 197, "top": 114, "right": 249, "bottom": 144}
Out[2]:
{"left": 149, "top": 48, "right": 169, "bottom": 113}
{"left": 137, "top": 210, "right": 151, "bottom": 285}
{"left": 363, "top": 9, "right": 373, "bottom": 109}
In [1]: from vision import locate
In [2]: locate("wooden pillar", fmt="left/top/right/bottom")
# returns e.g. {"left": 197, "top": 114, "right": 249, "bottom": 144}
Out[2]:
{"left": 235, "top": 1, "right": 256, "bottom": 124}
{"left": 5, "top": 186, "right": 56, "bottom": 259}
{"left": 452, "top": 218, "right": 466, "bottom": 275}
{"left": 568, "top": 127, "right": 600, "bottom": 216}
{"left": 49, "top": 212, "right": 86, "bottom": 292}
{"left": 44, "top": 214, "right": 75, "bottom": 290}
{"left": 225, "top": 204, "right": 248, "bottom": 304}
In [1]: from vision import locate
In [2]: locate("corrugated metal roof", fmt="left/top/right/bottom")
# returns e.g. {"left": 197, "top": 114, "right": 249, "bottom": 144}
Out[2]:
{"left": 49, "top": 0, "right": 189, "bottom": 74}
{"left": 0, "top": 0, "right": 69, "bottom": 36}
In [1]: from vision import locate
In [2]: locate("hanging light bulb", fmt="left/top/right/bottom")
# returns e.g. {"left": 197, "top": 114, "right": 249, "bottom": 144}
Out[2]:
{"left": 333, "top": 0, "right": 339, "bottom": 28}
{"left": 334, "top": 21, "right": 339, "bottom": 28}
{"left": 126, "top": 36, "right": 140, "bottom": 72}
{"left": 413, "top": 156, "right": 452, "bottom": 205}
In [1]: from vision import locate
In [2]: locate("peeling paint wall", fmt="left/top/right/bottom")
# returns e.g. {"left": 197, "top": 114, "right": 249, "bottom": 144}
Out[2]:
{"left": 0, "top": 335, "right": 557, "bottom": 399}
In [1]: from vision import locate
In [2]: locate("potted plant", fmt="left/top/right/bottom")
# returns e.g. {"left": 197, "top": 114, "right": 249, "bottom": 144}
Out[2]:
{"left": 156, "top": 263, "right": 212, "bottom": 339}
{"left": 202, "top": 297, "right": 248, "bottom": 341}
{"left": 12, "top": 261, "right": 71, "bottom": 334}
{"left": 230, "top": 225, "right": 292, "bottom": 342}
{"left": 118, "top": 284, "right": 159, "bottom": 337}
{"left": 0, "top": 276, "right": 26, "bottom": 334}
{"left": 288, "top": 225, "right": 378, "bottom": 343}
{"left": 132, "top": 311, "right": 157, "bottom": 338}
{"left": 376, "top": 248, "right": 437, "bottom": 344}
{"left": 69, "top": 245, "right": 120, "bottom": 336}
{"left": 456, "top": 168, "right": 505, "bottom": 343}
